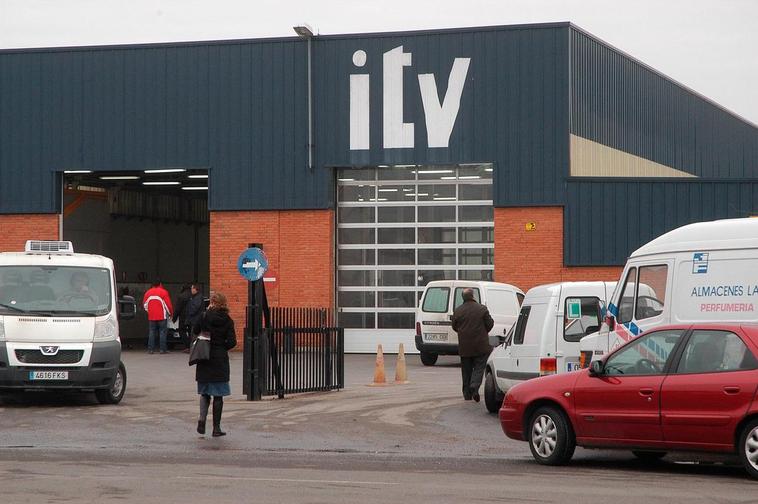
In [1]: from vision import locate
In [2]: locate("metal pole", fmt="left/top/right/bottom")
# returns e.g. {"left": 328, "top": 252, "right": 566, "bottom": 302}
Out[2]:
{"left": 307, "top": 35, "right": 313, "bottom": 169}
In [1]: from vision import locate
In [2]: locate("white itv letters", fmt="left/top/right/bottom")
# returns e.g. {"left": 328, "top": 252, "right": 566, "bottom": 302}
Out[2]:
{"left": 349, "top": 46, "right": 470, "bottom": 151}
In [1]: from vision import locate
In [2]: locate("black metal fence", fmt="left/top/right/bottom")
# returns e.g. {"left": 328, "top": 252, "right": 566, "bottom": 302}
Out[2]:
{"left": 258, "top": 307, "right": 344, "bottom": 399}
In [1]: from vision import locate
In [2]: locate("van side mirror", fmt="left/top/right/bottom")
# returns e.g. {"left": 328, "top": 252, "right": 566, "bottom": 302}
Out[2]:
{"left": 604, "top": 313, "right": 615, "bottom": 331}
{"left": 589, "top": 360, "right": 604, "bottom": 377}
{"left": 118, "top": 295, "right": 136, "bottom": 320}
{"left": 584, "top": 325, "right": 599, "bottom": 336}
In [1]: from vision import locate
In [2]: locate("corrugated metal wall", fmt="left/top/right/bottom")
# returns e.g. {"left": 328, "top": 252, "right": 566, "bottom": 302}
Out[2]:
{"left": 314, "top": 25, "right": 570, "bottom": 207}
{"left": 570, "top": 27, "right": 758, "bottom": 178}
{"left": 566, "top": 26, "right": 758, "bottom": 266}
{"left": 0, "top": 24, "right": 571, "bottom": 213}
{"left": 0, "top": 40, "right": 329, "bottom": 213}
{"left": 565, "top": 179, "right": 758, "bottom": 265}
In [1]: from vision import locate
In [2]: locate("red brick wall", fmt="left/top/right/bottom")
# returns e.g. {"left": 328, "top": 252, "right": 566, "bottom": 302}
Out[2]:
{"left": 210, "top": 210, "right": 334, "bottom": 342}
{"left": 0, "top": 214, "right": 60, "bottom": 252}
{"left": 494, "top": 207, "right": 622, "bottom": 292}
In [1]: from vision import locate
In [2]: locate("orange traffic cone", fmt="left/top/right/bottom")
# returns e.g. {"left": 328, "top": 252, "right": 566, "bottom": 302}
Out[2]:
{"left": 394, "top": 343, "right": 409, "bottom": 384}
{"left": 369, "top": 344, "right": 387, "bottom": 386}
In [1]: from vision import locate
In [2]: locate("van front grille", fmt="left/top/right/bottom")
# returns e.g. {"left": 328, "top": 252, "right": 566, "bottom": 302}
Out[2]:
{"left": 15, "top": 350, "right": 84, "bottom": 364}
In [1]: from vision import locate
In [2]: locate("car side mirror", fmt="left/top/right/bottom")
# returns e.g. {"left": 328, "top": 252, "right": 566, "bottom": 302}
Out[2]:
{"left": 118, "top": 295, "right": 136, "bottom": 320}
{"left": 604, "top": 313, "right": 615, "bottom": 331}
{"left": 589, "top": 360, "right": 604, "bottom": 377}
{"left": 584, "top": 325, "right": 599, "bottom": 336}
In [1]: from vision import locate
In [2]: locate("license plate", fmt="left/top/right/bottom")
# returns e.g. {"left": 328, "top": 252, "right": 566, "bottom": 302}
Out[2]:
{"left": 29, "top": 371, "right": 69, "bottom": 380}
{"left": 424, "top": 333, "right": 448, "bottom": 342}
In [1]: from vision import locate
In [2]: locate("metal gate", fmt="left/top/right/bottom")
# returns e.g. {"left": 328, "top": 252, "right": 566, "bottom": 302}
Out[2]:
{"left": 254, "top": 307, "right": 344, "bottom": 399}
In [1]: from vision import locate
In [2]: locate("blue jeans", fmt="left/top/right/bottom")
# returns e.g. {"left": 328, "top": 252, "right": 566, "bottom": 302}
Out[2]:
{"left": 148, "top": 319, "right": 168, "bottom": 352}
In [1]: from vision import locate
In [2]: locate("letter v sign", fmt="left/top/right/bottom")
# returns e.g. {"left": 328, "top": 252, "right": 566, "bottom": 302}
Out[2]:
{"left": 418, "top": 58, "right": 471, "bottom": 148}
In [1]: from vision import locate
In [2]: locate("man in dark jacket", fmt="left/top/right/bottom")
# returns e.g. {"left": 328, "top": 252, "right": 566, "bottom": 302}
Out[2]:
{"left": 452, "top": 288, "right": 494, "bottom": 402}
{"left": 172, "top": 284, "right": 192, "bottom": 351}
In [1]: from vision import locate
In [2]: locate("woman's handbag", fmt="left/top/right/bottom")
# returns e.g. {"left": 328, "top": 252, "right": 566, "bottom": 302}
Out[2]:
{"left": 188, "top": 334, "right": 211, "bottom": 366}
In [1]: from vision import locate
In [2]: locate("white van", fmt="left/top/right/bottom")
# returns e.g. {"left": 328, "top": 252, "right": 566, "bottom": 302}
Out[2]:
{"left": 0, "top": 241, "right": 135, "bottom": 404}
{"left": 415, "top": 280, "right": 524, "bottom": 366}
{"left": 484, "top": 281, "right": 615, "bottom": 413}
{"left": 580, "top": 218, "right": 758, "bottom": 367}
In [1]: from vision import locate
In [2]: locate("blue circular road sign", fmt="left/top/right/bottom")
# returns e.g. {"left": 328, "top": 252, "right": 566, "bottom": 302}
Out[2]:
{"left": 237, "top": 247, "right": 269, "bottom": 281}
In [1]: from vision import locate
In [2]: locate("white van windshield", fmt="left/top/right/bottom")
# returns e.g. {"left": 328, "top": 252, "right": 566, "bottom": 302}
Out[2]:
{"left": 0, "top": 266, "right": 112, "bottom": 317}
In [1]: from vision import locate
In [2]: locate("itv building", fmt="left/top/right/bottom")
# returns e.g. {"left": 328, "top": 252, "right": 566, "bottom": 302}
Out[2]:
{"left": 0, "top": 22, "right": 756, "bottom": 351}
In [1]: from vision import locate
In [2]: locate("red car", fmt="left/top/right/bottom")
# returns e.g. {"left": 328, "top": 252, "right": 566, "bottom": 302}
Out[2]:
{"left": 499, "top": 324, "right": 758, "bottom": 479}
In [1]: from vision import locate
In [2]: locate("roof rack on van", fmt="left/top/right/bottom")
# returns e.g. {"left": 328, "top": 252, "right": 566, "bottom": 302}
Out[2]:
{"left": 25, "top": 240, "right": 75, "bottom": 254}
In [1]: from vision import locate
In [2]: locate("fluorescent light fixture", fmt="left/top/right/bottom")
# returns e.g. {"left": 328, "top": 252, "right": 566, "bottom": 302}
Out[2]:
{"left": 459, "top": 163, "right": 484, "bottom": 167}
{"left": 403, "top": 192, "right": 428, "bottom": 197}
{"left": 459, "top": 175, "right": 481, "bottom": 180}
{"left": 417, "top": 170, "right": 454, "bottom": 174}
{"left": 376, "top": 198, "right": 388, "bottom": 202}
{"left": 441, "top": 176, "right": 457, "bottom": 180}
{"left": 142, "top": 181, "right": 180, "bottom": 186}
{"left": 144, "top": 169, "right": 186, "bottom": 174}
{"left": 99, "top": 176, "right": 139, "bottom": 180}
{"left": 182, "top": 186, "right": 208, "bottom": 191}
{"left": 378, "top": 188, "right": 398, "bottom": 192}
{"left": 433, "top": 197, "right": 456, "bottom": 201}
{"left": 484, "top": 167, "right": 493, "bottom": 172}
{"left": 395, "top": 164, "right": 416, "bottom": 168}
{"left": 377, "top": 165, "right": 389, "bottom": 168}
{"left": 64, "top": 170, "right": 93, "bottom": 174}
{"left": 337, "top": 178, "right": 355, "bottom": 182}
{"left": 188, "top": 174, "right": 208, "bottom": 179}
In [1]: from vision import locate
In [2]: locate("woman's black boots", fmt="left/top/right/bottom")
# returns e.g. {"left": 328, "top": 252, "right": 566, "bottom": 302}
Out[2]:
{"left": 197, "top": 420, "right": 206, "bottom": 434}
{"left": 212, "top": 396, "right": 226, "bottom": 437}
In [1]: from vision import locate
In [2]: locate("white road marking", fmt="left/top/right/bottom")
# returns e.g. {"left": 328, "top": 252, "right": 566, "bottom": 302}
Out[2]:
{"left": 176, "top": 475, "right": 399, "bottom": 486}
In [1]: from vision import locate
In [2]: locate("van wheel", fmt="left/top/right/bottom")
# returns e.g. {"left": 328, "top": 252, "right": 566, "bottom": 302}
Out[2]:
{"left": 95, "top": 362, "right": 127, "bottom": 405}
{"left": 738, "top": 418, "right": 758, "bottom": 479}
{"left": 528, "top": 406, "right": 576, "bottom": 466}
{"left": 484, "top": 369, "right": 504, "bottom": 414}
{"left": 419, "top": 352, "right": 438, "bottom": 366}
{"left": 632, "top": 450, "right": 667, "bottom": 462}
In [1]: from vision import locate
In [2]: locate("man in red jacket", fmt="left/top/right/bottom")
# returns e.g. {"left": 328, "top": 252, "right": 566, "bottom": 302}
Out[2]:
{"left": 142, "top": 279, "right": 173, "bottom": 354}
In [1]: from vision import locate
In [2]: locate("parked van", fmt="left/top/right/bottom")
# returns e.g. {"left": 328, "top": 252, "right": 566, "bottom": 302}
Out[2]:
{"left": 580, "top": 218, "right": 758, "bottom": 367}
{"left": 0, "top": 241, "right": 136, "bottom": 403}
{"left": 415, "top": 281, "right": 524, "bottom": 366}
{"left": 484, "top": 281, "right": 615, "bottom": 413}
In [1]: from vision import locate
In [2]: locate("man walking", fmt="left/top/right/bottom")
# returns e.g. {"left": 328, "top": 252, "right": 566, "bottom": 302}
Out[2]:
{"left": 452, "top": 288, "right": 494, "bottom": 402}
{"left": 143, "top": 279, "right": 173, "bottom": 355}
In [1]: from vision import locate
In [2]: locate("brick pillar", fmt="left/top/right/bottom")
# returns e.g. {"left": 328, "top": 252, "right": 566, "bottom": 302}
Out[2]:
{"left": 494, "top": 207, "right": 622, "bottom": 292}
{"left": 209, "top": 210, "right": 334, "bottom": 345}
{"left": 0, "top": 214, "right": 60, "bottom": 252}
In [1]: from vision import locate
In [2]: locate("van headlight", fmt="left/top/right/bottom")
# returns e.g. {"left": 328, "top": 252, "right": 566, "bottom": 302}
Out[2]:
{"left": 94, "top": 314, "right": 118, "bottom": 341}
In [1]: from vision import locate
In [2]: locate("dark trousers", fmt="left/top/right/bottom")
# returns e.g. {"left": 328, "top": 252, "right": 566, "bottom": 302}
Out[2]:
{"left": 460, "top": 355, "right": 488, "bottom": 399}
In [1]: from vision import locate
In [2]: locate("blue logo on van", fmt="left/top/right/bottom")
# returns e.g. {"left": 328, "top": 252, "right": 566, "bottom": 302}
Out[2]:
{"left": 692, "top": 252, "right": 709, "bottom": 274}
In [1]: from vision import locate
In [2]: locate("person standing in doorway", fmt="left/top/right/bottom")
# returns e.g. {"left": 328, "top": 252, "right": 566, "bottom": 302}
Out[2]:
{"left": 451, "top": 288, "right": 494, "bottom": 402}
{"left": 172, "top": 284, "right": 192, "bottom": 353}
{"left": 143, "top": 279, "right": 173, "bottom": 355}
{"left": 193, "top": 292, "right": 236, "bottom": 437}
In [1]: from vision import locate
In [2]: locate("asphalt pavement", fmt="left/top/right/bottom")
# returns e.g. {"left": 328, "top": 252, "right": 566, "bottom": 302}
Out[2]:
{"left": 1, "top": 350, "right": 756, "bottom": 502}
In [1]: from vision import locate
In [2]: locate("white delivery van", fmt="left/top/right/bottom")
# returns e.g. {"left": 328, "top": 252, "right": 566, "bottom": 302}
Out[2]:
{"left": 415, "top": 280, "right": 524, "bottom": 366}
{"left": 483, "top": 281, "right": 615, "bottom": 413}
{"left": 580, "top": 217, "right": 758, "bottom": 367}
{"left": 0, "top": 241, "right": 135, "bottom": 404}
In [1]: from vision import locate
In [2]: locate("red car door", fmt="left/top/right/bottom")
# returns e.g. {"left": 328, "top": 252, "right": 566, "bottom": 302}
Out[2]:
{"left": 661, "top": 328, "right": 758, "bottom": 450}
{"left": 573, "top": 329, "right": 685, "bottom": 446}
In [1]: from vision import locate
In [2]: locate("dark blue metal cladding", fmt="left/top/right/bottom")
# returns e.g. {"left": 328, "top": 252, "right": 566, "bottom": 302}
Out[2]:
{"left": 565, "top": 179, "right": 758, "bottom": 266}
{"left": 570, "top": 27, "right": 758, "bottom": 178}
{"left": 313, "top": 25, "right": 571, "bottom": 206}
{"left": 0, "top": 40, "right": 329, "bottom": 213}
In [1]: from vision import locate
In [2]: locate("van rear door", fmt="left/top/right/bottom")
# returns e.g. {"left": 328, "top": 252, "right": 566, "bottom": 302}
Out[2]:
{"left": 484, "top": 287, "right": 519, "bottom": 336}
{"left": 419, "top": 286, "right": 454, "bottom": 346}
